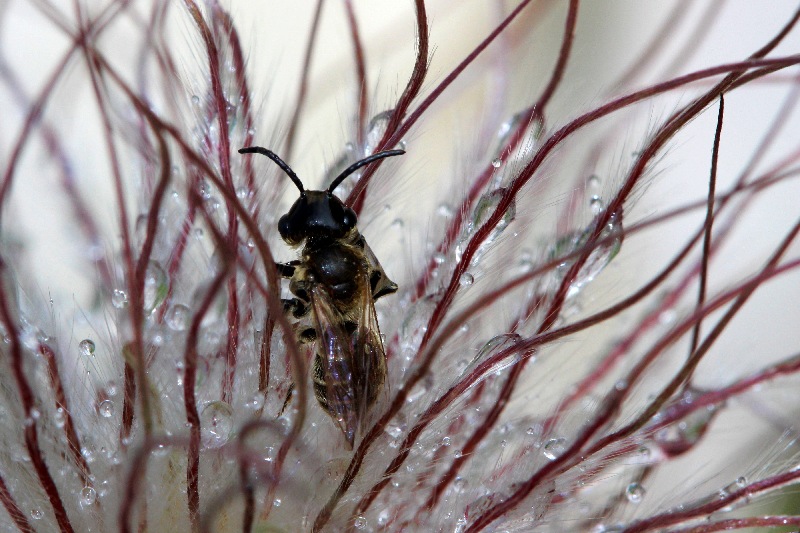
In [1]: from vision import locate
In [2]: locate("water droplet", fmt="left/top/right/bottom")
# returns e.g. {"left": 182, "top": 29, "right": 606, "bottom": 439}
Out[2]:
{"left": 442, "top": 436, "right": 452, "bottom": 447}
{"left": 166, "top": 304, "right": 191, "bottom": 331}
{"left": 588, "top": 174, "right": 601, "bottom": 189}
{"left": 391, "top": 218, "right": 404, "bottom": 229}
{"left": 143, "top": 262, "right": 168, "bottom": 313}
{"left": 79, "top": 339, "right": 96, "bottom": 356}
{"left": 437, "top": 203, "right": 454, "bottom": 218}
{"left": 111, "top": 289, "right": 128, "bottom": 309}
{"left": 460, "top": 273, "right": 474, "bottom": 286}
{"left": 201, "top": 401, "right": 234, "bottom": 448}
{"left": 30, "top": 508, "right": 43, "bottom": 520}
{"left": 625, "top": 482, "right": 645, "bottom": 503}
{"left": 589, "top": 195, "right": 604, "bottom": 215}
{"left": 54, "top": 408, "right": 66, "bottom": 428}
{"left": 549, "top": 212, "right": 623, "bottom": 299}
{"left": 492, "top": 111, "right": 544, "bottom": 169}
{"left": 659, "top": 308, "right": 676, "bottom": 324}
{"left": 273, "top": 498, "right": 281, "bottom": 507}
{"left": 364, "top": 110, "right": 394, "bottom": 154}
{"left": 461, "top": 333, "right": 522, "bottom": 381}
{"left": 471, "top": 189, "right": 516, "bottom": 235}
{"left": 653, "top": 389, "right": 717, "bottom": 457}
{"left": 400, "top": 295, "right": 437, "bottom": 354}
{"left": 191, "top": 95, "right": 200, "bottom": 105}
{"left": 98, "top": 400, "right": 114, "bottom": 418}
{"left": 80, "top": 486, "right": 97, "bottom": 507}
{"left": 456, "top": 188, "right": 516, "bottom": 266}
{"left": 491, "top": 157, "right": 502, "bottom": 168}
{"left": 353, "top": 515, "right": 368, "bottom": 530}
{"left": 542, "top": 437, "right": 567, "bottom": 460}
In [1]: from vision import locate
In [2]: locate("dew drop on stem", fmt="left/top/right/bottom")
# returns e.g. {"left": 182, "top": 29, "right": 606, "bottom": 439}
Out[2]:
{"left": 200, "top": 401, "right": 234, "bottom": 448}
{"left": 143, "top": 261, "right": 168, "bottom": 314}
{"left": 542, "top": 437, "right": 567, "bottom": 460}
{"left": 111, "top": 289, "right": 128, "bottom": 309}
{"left": 166, "top": 304, "right": 191, "bottom": 331}
{"left": 625, "top": 482, "right": 645, "bottom": 503}
{"left": 79, "top": 339, "right": 96, "bottom": 357}
{"left": 549, "top": 212, "right": 623, "bottom": 299}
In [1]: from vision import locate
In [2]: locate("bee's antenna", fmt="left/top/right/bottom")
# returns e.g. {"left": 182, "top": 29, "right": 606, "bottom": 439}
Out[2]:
{"left": 239, "top": 146, "right": 305, "bottom": 193}
{"left": 327, "top": 149, "right": 405, "bottom": 194}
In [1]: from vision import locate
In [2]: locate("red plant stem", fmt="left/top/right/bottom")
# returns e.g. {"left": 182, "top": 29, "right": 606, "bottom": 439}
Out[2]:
{"left": 39, "top": 344, "right": 92, "bottom": 486}
{"left": 94, "top": 45, "right": 309, "bottom": 457}
{"left": 468, "top": 245, "right": 800, "bottom": 531}
{"left": 183, "top": 251, "right": 232, "bottom": 532}
{"left": 421, "top": 52, "right": 800, "bottom": 492}
{"left": 75, "top": 18, "right": 152, "bottom": 438}
{"left": 670, "top": 516, "right": 800, "bottom": 533}
{"left": 0, "top": 473, "right": 33, "bottom": 533}
{"left": 406, "top": 3, "right": 581, "bottom": 507}
{"left": 35, "top": 8, "right": 308, "bottom": 529}
{"left": 285, "top": 0, "right": 325, "bottom": 162}
{"left": 413, "top": 0, "right": 574, "bottom": 299}
{"left": 120, "top": 363, "right": 136, "bottom": 444}
{"left": 0, "top": 269, "right": 74, "bottom": 532}
{"left": 348, "top": 0, "right": 429, "bottom": 214}
{"left": 344, "top": 0, "right": 368, "bottom": 145}
{"left": 210, "top": 1, "right": 257, "bottom": 192}
{"left": 687, "top": 95, "right": 724, "bottom": 366}
{"left": 370, "top": 181, "right": 800, "bottom": 526}
{"left": 348, "top": 0, "right": 517, "bottom": 211}
{"left": 183, "top": 0, "right": 242, "bottom": 406}
{"left": 623, "top": 469, "right": 800, "bottom": 533}
{"left": 356, "top": 154, "right": 800, "bottom": 520}
{"left": 317, "top": 56, "right": 800, "bottom": 529}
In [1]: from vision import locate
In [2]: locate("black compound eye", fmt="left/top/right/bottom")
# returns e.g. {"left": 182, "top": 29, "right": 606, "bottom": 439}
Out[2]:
{"left": 342, "top": 207, "right": 357, "bottom": 230}
{"left": 278, "top": 214, "right": 299, "bottom": 244}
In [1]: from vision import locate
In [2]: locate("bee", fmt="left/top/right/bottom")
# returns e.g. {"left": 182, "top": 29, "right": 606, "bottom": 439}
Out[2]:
{"left": 239, "top": 146, "right": 404, "bottom": 448}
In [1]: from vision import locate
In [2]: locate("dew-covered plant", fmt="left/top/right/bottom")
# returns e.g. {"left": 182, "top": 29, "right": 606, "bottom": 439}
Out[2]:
{"left": 1, "top": 1, "right": 800, "bottom": 532}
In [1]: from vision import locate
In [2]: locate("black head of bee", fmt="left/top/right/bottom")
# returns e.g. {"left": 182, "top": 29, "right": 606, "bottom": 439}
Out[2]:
{"left": 238, "top": 146, "right": 405, "bottom": 245}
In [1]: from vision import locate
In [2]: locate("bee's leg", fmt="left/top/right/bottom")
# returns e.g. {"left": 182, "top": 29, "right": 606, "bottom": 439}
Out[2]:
{"left": 282, "top": 297, "right": 310, "bottom": 318}
{"left": 278, "top": 382, "right": 295, "bottom": 417}
{"left": 275, "top": 260, "right": 300, "bottom": 278}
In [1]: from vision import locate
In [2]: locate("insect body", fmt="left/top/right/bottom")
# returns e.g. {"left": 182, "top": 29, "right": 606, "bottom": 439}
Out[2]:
{"left": 239, "top": 146, "right": 404, "bottom": 447}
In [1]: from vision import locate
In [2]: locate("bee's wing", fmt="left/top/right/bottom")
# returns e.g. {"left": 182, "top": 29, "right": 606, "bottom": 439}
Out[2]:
{"left": 309, "top": 283, "right": 360, "bottom": 448}
{"left": 308, "top": 266, "right": 388, "bottom": 449}
{"left": 353, "top": 267, "right": 388, "bottom": 413}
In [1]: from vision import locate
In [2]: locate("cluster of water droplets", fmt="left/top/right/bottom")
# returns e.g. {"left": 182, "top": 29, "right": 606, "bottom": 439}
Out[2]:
{"left": 491, "top": 110, "right": 544, "bottom": 186}
{"left": 459, "top": 333, "right": 523, "bottom": 387}
{"left": 547, "top": 199, "right": 623, "bottom": 300}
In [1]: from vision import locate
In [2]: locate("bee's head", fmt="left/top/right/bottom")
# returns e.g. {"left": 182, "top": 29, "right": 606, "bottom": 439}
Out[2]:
{"left": 238, "top": 146, "right": 405, "bottom": 245}
{"left": 278, "top": 190, "right": 356, "bottom": 245}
